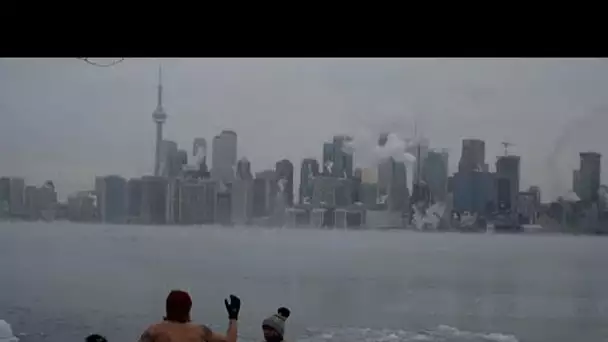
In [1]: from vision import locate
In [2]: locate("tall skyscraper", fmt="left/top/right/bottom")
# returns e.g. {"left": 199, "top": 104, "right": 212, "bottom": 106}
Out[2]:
{"left": 495, "top": 155, "right": 520, "bottom": 212}
{"left": 322, "top": 142, "right": 334, "bottom": 176}
{"left": 458, "top": 139, "right": 485, "bottom": 173}
{"left": 211, "top": 130, "right": 238, "bottom": 183}
{"left": 378, "top": 158, "right": 408, "bottom": 212}
{"left": 8, "top": 177, "right": 25, "bottom": 217}
{"left": 236, "top": 157, "right": 253, "bottom": 180}
{"left": 406, "top": 137, "right": 430, "bottom": 184}
{"left": 0, "top": 177, "right": 9, "bottom": 216}
{"left": 202, "top": 180, "right": 218, "bottom": 224}
{"left": 193, "top": 138, "right": 209, "bottom": 179}
{"left": 577, "top": 152, "right": 602, "bottom": 202}
{"left": 453, "top": 138, "right": 493, "bottom": 216}
{"left": 275, "top": 159, "right": 294, "bottom": 207}
{"left": 332, "top": 135, "right": 354, "bottom": 178}
{"left": 95, "top": 175, "right": 128, "bottom": 224}
{"left": 159, "top": 140, "right": 179, "bottom": 178}
{"left": 177, "top": 179, "right": 209, "bottom": 224}
{"left": 24, "top": 185, "right": 38, "bottom": 219}
{"left": 253, "top": 170, "right": 277, "bottom": 217}
{"left": 127, "top": 178, "right": 143, "bottom": 223}
{"left": 453, "top": 171, "right": 495, "bottom": 215}
{"left": 299, "top": 158, "right": 320, "bottom": 204}
{"left": 141, "top": 176, "right": 168, "bottom": 224}
{"left": 312, "top": 176, "right": 341, "bottom": 207}
{"left": 152, "top": 66, "right": 168, "bottom": 177}
{"left": 176, "top": 149, "right": 188, "bottom": 170}
{"left": 321, "top": 136, "right": 354, "bottom": 179}
{"left": 422, "top": 150, "right": 449, "bottom": 202}
{"left": 231, "top": 178, "right": 254, "bottom": 225}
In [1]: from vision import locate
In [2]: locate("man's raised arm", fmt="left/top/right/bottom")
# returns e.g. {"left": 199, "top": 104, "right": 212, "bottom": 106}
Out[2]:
{"left": 205, "top": 295, "right": 240, "bottom": 342}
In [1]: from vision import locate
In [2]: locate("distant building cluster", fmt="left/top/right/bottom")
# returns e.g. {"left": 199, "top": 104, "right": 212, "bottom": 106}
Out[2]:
{"left": 2, "top": 68, "right": 606, "bottom": 234}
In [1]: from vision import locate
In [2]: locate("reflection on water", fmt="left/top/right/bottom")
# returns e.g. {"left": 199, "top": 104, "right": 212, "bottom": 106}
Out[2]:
{"left": 1, "top": 223, "right": 608, "bottom": 342}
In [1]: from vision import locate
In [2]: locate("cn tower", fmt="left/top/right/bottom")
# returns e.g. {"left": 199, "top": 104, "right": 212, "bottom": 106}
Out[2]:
{"left": 152, "top": 66, "right": 167, "bottom": 177}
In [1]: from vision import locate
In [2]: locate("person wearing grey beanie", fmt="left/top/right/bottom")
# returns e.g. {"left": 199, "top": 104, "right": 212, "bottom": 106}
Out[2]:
{"left": 261, "top": 307, "right": 290, "bottom": 342}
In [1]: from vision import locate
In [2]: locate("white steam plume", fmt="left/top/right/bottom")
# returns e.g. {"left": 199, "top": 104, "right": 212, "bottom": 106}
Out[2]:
{"left": 341, "top": 138, "right": 356, "bottom": 155}
{"left": 373, "top": 133, "right": 417, "bottom": 165}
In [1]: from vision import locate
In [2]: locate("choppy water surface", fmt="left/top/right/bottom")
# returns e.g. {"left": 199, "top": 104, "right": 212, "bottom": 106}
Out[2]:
{"left": 1, "top": 223, "right": 608, "bottom": 342}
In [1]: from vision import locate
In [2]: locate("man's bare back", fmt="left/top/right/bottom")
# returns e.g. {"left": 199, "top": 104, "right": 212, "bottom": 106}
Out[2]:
{"left": 137, "top": 291, "right": 240, "bottom": 342}
{"left": 138, "top": 321, "right": 213, "bottom": 342}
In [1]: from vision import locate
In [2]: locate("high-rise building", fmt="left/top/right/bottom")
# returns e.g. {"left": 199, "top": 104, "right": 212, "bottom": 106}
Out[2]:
{"left": 299, "top": 158, "right": 319, "bottom": 204}
{"left": 0, "top": 177, "right": 9, "bottom": 216}
{"left": 352, "top": 168, "right": 363, "bottom": 204}
{"left": 422, "top": 150, "right": 449, "bottom": 202}
{"left": 406, "top": 137, "right": 430, "bottom": 184}
{"left": 192, "top": 138, "right": 209, "bottom": 179}
{"left": 177, "top": 179, "right": 208, "bottom": 224}
{"left": 231, "top": 179, "right": 254, "bottom": 225}
{"left": 67, "top": 191, "right": 97, "bottom": 222}
{"left": 322, "top": 142, "right": 334, "bottom": 176}
{"left": 141, "top": 176, "right": 168, "bottom": 224}
{"left": 36, "top": 181, "right": 57, "bottom": 221}
{"left": 216, "top": 192, "right": 232, "bottom": 225}
{"left": 495, "top": 155, "right": 520, "bottom": 213}
{"left": 453, "top": 170, "right": 495, "bottom": 215}
{"left": 176, "top": 149, "right": 188, "bottom": 171}
{"left": 201, "top": 179, "right": 218, "bottom": 224}
{"left": 332, "top": 135, "right": 354, "bottom": 179}
{"left": 577, "top": 152, "right": 601, "bottom": 203}
{"left": 127, "top": 178, "right": 143, "bottom": 223}
{"left": 458, "top": 139, "right": 485, "bottom": 173}
{"left": 159, "top": 140, "right": 179, "bottom": 178}
{"left": 211, "top": 130, "right": 238, "bottom": 183}
{"left": 334, "top": 178, "right": 354, "bottom": 207}
{"left": 24, "top": 185, "right": 38, "bottom": 220}
{"left": 321, "top": 136, "right": 354, "bottom": 179}
{"left": 8, "top": 177, "right": 25, "bottom": 217}
{"left": 252, "top": 170, "right": 277, "bottom": 218}
{"left": 152, "top": 66, "right": 168, "bottom": 177}
{"left": 312, "top": 176, "right": 340, "bottom": 207}
{"left": 573, "top": 170, "right": 581, "bottom": 195}
{"left": 377, "top": 158, "right": 408, "bottom": 212}
{"left": 360, "top": 183, "right": 379, "bottom": 208}
{"left": 95, "top": 175, "right": 128, "bottom": 224}
{"left": 166, "top": 178, "right": 181, "bottom": 224}
{"left": 275, "top": 159, "right": 294, "bottom": 207}
{"left": 236, "top": 157, "right": 253, "bottom": 181}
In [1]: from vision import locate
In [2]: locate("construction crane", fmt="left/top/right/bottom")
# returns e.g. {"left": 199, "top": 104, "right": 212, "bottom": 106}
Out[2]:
{"left": 501, "top": 141, "right": 513, "bottom": 156}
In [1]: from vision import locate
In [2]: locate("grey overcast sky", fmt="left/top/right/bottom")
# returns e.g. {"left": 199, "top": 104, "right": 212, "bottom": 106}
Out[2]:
{"left": 1, "top": 58, "right": 607, "bottom": 201}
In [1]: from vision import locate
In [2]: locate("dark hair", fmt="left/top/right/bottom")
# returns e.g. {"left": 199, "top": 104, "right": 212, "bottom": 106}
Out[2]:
{"left": 86, "top": 334, "right": 108, "bottom": 342}
{"left": 277, "top": 307, "right": 290, "bottom": 319}
{"left": 165, "top": 290, "right": 192, "bottom": 323}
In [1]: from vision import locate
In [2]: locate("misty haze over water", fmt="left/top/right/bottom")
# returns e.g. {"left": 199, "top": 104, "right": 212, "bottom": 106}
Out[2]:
{"left": 1, "top": 223, "right": 608, "bottom": 342}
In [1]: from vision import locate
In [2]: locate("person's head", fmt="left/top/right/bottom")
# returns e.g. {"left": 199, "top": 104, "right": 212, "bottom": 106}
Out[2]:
{"left": 262, "top": 307, "right": 290, "bottom": 342}
{"left": 164, "top": 290, "right": 192, "bottom": 323}
{"left": 85, "top": 334, "right": 107, "bottom": 342}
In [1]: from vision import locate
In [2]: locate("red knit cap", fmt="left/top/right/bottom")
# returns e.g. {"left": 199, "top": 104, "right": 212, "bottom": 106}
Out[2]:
{"left": 165, "top": 290, "right": 192, "bottom": 323}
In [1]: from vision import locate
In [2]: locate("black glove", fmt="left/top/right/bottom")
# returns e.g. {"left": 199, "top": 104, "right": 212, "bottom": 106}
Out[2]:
{"left": 224, "top": 294, "right": 241, "bottom": 320}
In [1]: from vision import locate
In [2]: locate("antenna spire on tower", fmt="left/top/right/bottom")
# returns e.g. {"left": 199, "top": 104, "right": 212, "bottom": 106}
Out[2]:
{"left": 501, "top": 141, "right": 513, "bottom": 156}
{"left": 157, "top": 64, "right": 163, "bottom": 108}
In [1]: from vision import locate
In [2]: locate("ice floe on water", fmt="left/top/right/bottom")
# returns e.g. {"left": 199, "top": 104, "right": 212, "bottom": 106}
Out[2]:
{"left": 0, "top": 320, "right": 18, "bottom": 342}
{"left": 296, "top": 325, "right": 518, "bottom": 342}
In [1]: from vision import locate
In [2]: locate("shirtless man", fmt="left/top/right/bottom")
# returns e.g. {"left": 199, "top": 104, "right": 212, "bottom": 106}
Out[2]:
{"left": 138, "top": 290, "right": 240, "bottom": 342}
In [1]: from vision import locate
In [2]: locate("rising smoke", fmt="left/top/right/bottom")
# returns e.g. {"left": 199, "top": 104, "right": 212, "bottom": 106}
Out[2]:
{"left": 373, "top": 133, "right": 417, "bottom": 165}
{"left": 192, "top": 138, "right": 207, "bottom": 166}
{"left": 545, "top": 106, "right": 608, "bottom": 201}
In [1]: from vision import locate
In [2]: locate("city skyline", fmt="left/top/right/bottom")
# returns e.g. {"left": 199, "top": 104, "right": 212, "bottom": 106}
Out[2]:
{"left": 1, "top": 58, "right": 608, "bottom": 200}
